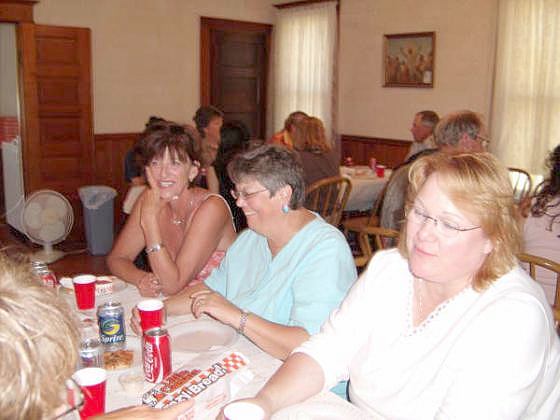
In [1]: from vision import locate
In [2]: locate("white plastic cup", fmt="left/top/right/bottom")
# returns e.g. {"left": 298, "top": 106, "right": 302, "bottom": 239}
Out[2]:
{"left": 223, "top": 401, "right": 265, "bottom": 420}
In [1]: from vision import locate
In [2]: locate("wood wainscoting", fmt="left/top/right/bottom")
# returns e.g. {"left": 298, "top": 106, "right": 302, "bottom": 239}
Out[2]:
{"left": 94, "top": 132, "right": 139, "bottom": 229}
{"left": 340, "top": 135, "right": 410, "bottom": 169}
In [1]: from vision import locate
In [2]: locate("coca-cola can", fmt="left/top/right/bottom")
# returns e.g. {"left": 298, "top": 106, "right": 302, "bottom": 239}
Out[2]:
{"left": 31, "top": 261, "right": 58, "bottom": 288}
{"left": 142, "top": 327, "right": 172, "bottom": 383}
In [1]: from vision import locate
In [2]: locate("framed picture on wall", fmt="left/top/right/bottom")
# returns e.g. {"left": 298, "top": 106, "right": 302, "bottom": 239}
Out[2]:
{"left": 383, "top": 32, "right": 435, "bottom": 88}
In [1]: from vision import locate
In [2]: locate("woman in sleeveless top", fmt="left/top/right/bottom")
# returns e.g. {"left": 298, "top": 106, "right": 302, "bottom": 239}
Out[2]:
{"left": 107, "top": 122, "right": 236, "bottom": 296}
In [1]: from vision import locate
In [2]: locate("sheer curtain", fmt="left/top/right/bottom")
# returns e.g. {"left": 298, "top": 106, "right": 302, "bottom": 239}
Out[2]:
{"left": 272, "top": 1, "right": 337, "bottom": 143}
{"left": 491, "top": 0, "right": 560, "bottom": 174}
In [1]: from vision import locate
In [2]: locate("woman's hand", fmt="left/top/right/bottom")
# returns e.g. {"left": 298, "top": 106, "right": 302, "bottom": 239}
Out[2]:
{"left": 137, "top": 272, "right": 161, "bottom": 297}
{"left": 140, "top": 166, "right": 165, "bottom": 227}
{"left": 190, "top": 289, "right": 241, "bottom": 328}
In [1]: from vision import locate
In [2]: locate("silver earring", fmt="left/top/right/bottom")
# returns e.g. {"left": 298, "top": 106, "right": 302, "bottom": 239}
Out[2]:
{"left": 282, "top": 204, "right": 289, "bottom": 214}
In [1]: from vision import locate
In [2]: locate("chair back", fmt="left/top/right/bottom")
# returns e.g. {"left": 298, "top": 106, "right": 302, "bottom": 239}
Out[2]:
{"left": 518, "top": 252, "right": 560, "bottom": 330}
{"left": 508, "top": 167, "right": 532, "bottom": 203}
{"left": 306, "top": 176, "right": 352, "bottom": 227}
{"left": 355, "top": 226, "right": 400, "bottom": 268}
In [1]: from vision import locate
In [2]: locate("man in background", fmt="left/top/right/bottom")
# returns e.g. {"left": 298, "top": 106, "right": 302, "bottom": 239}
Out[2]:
{"left": 380, "top": 110, "right": 488, "bottom": 232}
{"left": 404, "top": 110, "right": 440, "bottom": 162}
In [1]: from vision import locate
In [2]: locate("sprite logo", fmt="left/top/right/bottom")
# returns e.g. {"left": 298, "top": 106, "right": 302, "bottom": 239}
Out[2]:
{"left": 100, "top": 317, "right": 125, "bottom": 344}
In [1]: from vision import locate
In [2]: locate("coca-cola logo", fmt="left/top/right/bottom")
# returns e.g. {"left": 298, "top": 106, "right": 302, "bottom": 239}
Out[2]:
{"left": 143, "top": 341, "right": 158, "bottom": 381}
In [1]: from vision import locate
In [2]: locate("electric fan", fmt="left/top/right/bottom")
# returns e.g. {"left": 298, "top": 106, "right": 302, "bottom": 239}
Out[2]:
{"left": 21, "top": 189, "right": 74, "bottom": 263}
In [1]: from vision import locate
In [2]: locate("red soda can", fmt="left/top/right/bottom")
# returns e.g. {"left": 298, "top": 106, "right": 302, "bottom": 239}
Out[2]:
{"left": 39, "top": 269, "right": 58, "bottom": 288}
{"left": 369, "top": 157, "right": 377, "bottom": 170}
{"left": 142, "top": 327, "right": 172, "bottom": 383}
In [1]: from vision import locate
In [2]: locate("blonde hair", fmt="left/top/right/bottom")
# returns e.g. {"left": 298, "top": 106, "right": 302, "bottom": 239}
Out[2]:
{"left": 292, "top": 117, "right": 331, "bottom": 153}
{"left": 0, "top": 254, "right": 79, "bottom": 419}
{"left": 398, "top": 152, "right": 522, "bottom": 290}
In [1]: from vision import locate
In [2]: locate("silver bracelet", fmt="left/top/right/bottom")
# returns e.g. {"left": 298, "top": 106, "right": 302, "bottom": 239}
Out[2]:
{"left": 146, "top": 243, "right": 164, "bottom": 254}
{"left": 238, "top": 309, "right": 250, "bottom": 335}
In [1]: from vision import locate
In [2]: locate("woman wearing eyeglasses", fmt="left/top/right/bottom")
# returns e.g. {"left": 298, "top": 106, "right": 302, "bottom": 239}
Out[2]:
{"left": 226, "top": 152, "right": 560, "bottom": 419}
{"left": 107, "top": 120, "right": 236, "bottom": 297}
{"left": 133, "top": 145, "right": 356, "bottom": 368}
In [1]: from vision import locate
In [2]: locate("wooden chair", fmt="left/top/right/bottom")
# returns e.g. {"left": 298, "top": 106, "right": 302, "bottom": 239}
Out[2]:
{"left": 342, "top": 181, "right": 388, "bottom": 236}
{"left": 305, "top": 176, "right": 352, "bottom": 227}
{"left": 508, "top": 167, "right": 532, "bottom": 204}
{"left": 517, "top": 252, "right": 560, "bottom": 330}
{"left": 354, "top": 226, "right": 400, "bottom": 268}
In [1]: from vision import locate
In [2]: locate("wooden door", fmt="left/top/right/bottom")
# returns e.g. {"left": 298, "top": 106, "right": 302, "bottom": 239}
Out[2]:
{"left": 201, "top": 18, "right": 271, "bottom": 139}
{"left": 19, "top": 23, "right": 93, "bottom": 241}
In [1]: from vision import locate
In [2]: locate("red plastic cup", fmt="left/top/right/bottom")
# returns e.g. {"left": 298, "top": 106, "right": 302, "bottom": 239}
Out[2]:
{"left": 137, "top": 299, "right": 164, "bottom": 331}
{"left": 72, "top": 367, "right": 107, "bottom": 419}
{"left": 73, "top": 275, "right": 96, "bottom": 311}
{"left": 375, "top": 164, "right": 386, "bottom": 178}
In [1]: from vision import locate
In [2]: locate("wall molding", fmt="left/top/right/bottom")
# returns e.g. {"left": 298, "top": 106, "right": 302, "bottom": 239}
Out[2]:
{"left": 340, "top": 134, "right": 410, "bottom": 168}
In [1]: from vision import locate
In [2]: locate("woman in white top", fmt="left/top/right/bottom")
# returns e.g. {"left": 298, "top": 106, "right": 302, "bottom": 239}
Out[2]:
{"left": 523, "top": 144, "right": 560, "bottom": 305}
{"left": 107, "top": 122, "right": 236, "bottom": 297}
{"left": 229, "top": 152, "right": 560, "bottom": 419}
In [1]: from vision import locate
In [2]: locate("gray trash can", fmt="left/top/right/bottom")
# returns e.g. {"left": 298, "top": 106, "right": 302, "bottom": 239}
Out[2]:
{"left": 79, "top": 185, "right": 117, "bottom": 255}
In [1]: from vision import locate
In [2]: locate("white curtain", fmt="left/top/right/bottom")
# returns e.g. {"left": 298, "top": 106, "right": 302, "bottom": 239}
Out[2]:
{"left": 491, "top": 0, "right": 560, "bottom": 174}
{"left": 272, "top": 1, "right": 337, "bottom": 143}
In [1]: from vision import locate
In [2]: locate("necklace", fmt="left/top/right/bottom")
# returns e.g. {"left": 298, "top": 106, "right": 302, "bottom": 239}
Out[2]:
{"left": 171, "top": 218, "right": 184, "bottom": 225}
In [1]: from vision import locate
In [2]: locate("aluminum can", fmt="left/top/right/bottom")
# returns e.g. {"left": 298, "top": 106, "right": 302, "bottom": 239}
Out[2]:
{"left": 142, "top": 327, "right": 172, "bottom": 383}
{"left": 30, "top": 261, "right": 58, "bottom": 288}
{"left": 97, "top": 301, "right": 126, "bottom": 351}
{"left": 79, "top": 337, "right": 103, "bottom": 368}
{"left": 369, "top": 156, "right": 377, "bottom": 170}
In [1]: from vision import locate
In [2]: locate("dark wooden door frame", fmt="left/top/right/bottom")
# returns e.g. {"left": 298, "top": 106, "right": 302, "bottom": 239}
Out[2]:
{"left": 200, "top": 17, "right": 272, "bottom": 137}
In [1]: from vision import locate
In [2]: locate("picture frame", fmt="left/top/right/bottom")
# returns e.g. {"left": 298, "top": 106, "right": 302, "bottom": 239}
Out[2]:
{"left": 383, "top": 32, "right": 435, "bottom": 88}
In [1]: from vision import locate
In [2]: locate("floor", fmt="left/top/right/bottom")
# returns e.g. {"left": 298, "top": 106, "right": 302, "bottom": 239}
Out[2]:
{"left": 0, "top": 223, "right": 109, "bottom": 277}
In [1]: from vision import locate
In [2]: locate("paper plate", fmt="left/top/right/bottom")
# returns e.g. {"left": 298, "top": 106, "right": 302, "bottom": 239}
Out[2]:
{"left": 274, "top": 400, "right": 373, "bottom": 420}
{"left": 167, "top": 319, "right": 238, "bottom": 353}
{"left": 59, "top": 275, "right": 127, "bottom": 296}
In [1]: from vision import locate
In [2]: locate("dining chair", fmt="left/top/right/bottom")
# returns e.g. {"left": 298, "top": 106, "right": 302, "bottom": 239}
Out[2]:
{"left": 517, "top": 252, "right": 560, "bottom": 330}
{"left": 508, "top": 167, "right": 533, "bottom": 203}
{"left": 305, "top": 176, "right": 352, "bottom": 227}
{"left": 342, "top": 181, "right": 388, "bottom": 237}
{"left": 354, "top": 226, "right": 400, "bottom": 268}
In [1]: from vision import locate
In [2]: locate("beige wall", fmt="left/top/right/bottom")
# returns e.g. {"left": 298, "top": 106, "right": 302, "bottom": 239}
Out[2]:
{"left": 338, "top": 0, "right": 498, "bottom": 141}
{"left": 0, "top": 24, "right": 19, "bottom": 116}
{"left": 34, "top": 0, "right": 276, "bottom": 133}
{"left": 33, "top": 0, "right": 498, "bottom": 141}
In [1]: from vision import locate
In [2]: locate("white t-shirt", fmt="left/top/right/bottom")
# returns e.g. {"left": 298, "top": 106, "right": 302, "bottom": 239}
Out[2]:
{"left": 296, "top": 249, "right": 560, "bottom": 419}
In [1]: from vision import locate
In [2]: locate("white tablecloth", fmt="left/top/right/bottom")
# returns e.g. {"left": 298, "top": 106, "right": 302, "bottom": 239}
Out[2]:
{"left": 61, "top": 279, "right": 372, "bottom": 419}
{"left": 341, "top": 166, "right": 391, "bottom": 212}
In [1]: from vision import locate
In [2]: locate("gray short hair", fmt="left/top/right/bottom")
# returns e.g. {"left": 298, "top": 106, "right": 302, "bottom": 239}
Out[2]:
{"left": 434, "top": 110, "right": 484, "bottom": 147}
{"left": 417, "top": 110, "right": 440, "bottom": 129}
{"left": 227, "top": 144, "right": 306, "bottom": 209}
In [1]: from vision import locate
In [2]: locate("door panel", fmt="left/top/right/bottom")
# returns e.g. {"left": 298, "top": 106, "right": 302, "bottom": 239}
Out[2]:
{"left": 19, "top": 23, "right": 93, "bottom": 241}
{"left": 201, "top": 18, "right": 271, "bottom": 139}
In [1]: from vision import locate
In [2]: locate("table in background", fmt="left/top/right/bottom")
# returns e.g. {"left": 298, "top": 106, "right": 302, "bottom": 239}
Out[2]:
{"left": 341, "top": 166, "right": 391, "bottom": 212}
{"left": 61, "top": 279, "right": 372, "bottom": 419}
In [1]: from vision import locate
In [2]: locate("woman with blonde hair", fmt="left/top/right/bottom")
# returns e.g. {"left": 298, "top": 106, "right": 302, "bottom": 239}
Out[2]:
{"left": 292, "top": 116, "right": 339, "bottom": 187}
{"left": 228, "top": 152, "right": 560, "bottom": 419}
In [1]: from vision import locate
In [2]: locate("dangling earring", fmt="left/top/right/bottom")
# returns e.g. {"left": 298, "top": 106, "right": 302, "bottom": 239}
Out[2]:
{"left": 282, "top": 204, "right": 290, "bottom": 214}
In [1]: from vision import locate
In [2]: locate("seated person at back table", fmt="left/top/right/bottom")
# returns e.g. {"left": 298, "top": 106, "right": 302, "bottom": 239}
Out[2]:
{"left": 228, "top": 152, "right": 560, "bottom": 419}
{"left": 0, "top": 252, "right": 193, "bottom": 419}
{"left": 292, "top": 116, "right": 339, "bottom": 187}
{"left": 403, "top": 110, "right": 439, "bottom": 162}
{"left": 107, "top": 122, "right": 236, "bottom": 296}
{"left": 132, "top": 145, "right": 356, "bottom": 369}
{"left": 523, "top": 143, "right": 560, "bottom": 304}
{"left": 380, "top": 110, "right": 488, "bottom": 232}
{"left": 267, "top": 110, "right": 308, "bottom": 149}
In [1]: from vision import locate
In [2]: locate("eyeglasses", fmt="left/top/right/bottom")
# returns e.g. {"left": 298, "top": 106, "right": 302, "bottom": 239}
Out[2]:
{"left": 51, "top": 378, "right": 84, "bottom": 420}
{"left": 230, "top": 188, "right": 269, "bottom": 201}
{"left": 475, "top": 134, "right": 491, "bottom": 148}
{"left": 407, "top": 205, "right": 481, "bottom": 237}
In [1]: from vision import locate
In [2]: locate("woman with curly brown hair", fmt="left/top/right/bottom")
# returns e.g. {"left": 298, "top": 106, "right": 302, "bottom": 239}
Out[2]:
{"left": 523, "top": 144, "right": 560, "bottom": 304}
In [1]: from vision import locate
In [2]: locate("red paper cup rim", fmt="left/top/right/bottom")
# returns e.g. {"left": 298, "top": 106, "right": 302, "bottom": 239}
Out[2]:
{"left": 73, "top": 367, "right": 107, "bottom": 386}
{"left": 72, "top": 275, "right": 97, "bottom": 285}
{"left": 137, "top": 299, "right": 164, "bottom": 311}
